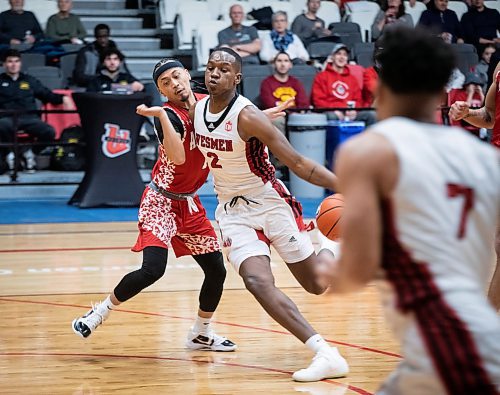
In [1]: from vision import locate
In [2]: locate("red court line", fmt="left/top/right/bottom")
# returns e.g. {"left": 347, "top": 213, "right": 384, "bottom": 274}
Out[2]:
{"left": 0, "top": 297, "right": 402, "bottom": 359}
{"left": 0, "top": 246, "right": 129, "bottom": 253}
{"left": 0, "top": 351, "right": 373, "bottom": 395}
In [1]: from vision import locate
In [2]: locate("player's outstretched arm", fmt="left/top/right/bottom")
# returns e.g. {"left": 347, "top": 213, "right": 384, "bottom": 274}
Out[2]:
{"left": 449, "top": 62, "right": 499, "bottom": 129}
{"left": 238, "top": 105, "right": 338, "bottom": 191}
{"left": 323, "top": 133, "right": 398, "bottom": 293}
{"left": 136, "top": 104, "right": 185, "bottom": 165}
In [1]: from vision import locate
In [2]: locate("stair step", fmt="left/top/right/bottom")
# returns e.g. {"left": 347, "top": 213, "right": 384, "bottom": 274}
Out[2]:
{"left": 74, "top": 8, "right": 140, "bottom": 17}
{"left": 85, "top": 29, "right": 159, "bottom": 38}
{"left": 81, "top": 17, "right": 143, "bottom": 30}
{"left": 73, "top": 0, "right": 126, "bottom": 9}
{"left": 113, "top": 37, "right": 161, "bottom": 50}
{"left": 123, "top": 50, "right": 170, "bottom": 58}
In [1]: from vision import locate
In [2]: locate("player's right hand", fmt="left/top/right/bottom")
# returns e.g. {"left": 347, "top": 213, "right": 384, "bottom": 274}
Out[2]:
{"left": 449, "top": 100, "right": 470, "bottom": 121}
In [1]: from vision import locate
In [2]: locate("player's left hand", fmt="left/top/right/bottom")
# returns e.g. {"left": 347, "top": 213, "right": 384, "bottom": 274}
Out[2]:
{"left": 263, "top": 98, "right": 295, "bottom": 120}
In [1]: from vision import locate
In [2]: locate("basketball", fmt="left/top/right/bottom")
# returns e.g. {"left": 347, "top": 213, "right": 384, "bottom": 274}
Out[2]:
{"left": 316, "top": 194, "right": 344, "bottom": 240}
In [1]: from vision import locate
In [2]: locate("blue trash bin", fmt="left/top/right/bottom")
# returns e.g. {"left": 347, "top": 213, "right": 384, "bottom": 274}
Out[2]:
{"left": 325, "top": 121, "right": 365, "bottom": 170}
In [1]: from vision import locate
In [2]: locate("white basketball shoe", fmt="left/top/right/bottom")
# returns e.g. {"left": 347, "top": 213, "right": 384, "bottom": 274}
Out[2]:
{"left": 292, "top": 347, "right": 349, "bottom": 382}
{"left": 72, "top": 302, "right": 110, "bottom": 339}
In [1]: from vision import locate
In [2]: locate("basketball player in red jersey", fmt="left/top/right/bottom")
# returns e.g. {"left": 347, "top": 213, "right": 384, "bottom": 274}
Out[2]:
{"left": 449, "top": 61, "right": 500, "bottom": 311}
{"left": 71, "top": 58, "right": 239, "bottom": 350}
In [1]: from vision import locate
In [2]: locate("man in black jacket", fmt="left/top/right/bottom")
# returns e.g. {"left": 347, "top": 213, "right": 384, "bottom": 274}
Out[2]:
{"left": 0, "top": 49, "right": 71, "bottom": 170}
{"left": 87, "top": 48, "right": 143, "bottom": 93}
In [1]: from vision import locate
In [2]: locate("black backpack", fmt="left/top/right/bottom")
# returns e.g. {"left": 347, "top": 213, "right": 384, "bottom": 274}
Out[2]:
{"left": 52, "top": 125, "right": 86, "bottom": 171}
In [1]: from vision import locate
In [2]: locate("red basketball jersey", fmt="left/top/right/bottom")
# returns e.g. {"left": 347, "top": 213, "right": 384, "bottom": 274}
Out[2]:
{"left": 150, "top": 95, "right": 209, "bottom": 194}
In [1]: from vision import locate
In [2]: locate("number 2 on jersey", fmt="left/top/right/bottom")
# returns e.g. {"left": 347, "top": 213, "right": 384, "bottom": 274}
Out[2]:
{"left": 207, "top": 152, "right": 222, "bottom": 169}
{"left": 447, "top": 183, "right": 474, "bottom": 239}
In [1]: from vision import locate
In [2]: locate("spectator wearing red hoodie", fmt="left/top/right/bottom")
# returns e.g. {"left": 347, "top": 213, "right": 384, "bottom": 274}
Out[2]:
{"left": 311, "top": 43, "right": 376, "bottom": 125}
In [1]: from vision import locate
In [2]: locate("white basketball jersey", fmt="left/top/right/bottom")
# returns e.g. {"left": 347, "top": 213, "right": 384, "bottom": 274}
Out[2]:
{"left": 371, "top": 117, "right": 500, "bottom": 393}
{"left": 194, "top": 95, "right": 275, "bottom": 200}
{"left": 372, "top": 117, "right": 499, "bottom": 292}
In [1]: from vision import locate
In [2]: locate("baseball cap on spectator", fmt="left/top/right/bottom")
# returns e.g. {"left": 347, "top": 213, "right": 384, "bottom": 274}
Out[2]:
{"left": 331, "top": 43, "right": 349, "bottom": 55}
{"left": 463, "top": 71, "right": 482, "bottom": 86}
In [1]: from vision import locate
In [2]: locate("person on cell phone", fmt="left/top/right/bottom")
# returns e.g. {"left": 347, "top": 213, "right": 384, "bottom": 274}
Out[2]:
{"left": 371, "top": 0, "right": 414, "bottom": 41}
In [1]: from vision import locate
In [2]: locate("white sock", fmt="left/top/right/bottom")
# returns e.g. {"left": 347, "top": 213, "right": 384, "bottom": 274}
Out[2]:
{"left": 97, "top": 295, "right": 117, "bottom": 317}
{"left": 317, "top": 231, "right": 341, "bottom": 259}
{"left": 305, "top": 334, "right": 330, "bottom": 354}
{"left": 193, "top": 315, "right": 211, "bottom": 334}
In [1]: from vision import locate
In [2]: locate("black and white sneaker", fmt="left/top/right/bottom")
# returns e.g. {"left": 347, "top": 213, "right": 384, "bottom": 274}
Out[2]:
{"left": 186, "top": 327, "right": 237, "bottom": 352}
{"left": 72, "top": 302, "right": 108, "bottom": 339}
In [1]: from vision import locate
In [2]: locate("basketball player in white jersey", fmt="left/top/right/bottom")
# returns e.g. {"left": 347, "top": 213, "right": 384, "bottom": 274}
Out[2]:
{"left": 321, "top": 27, "right": 500, "bottom": 394}
{"left": 192, "top": 47, "right": 348, "bottom": 382}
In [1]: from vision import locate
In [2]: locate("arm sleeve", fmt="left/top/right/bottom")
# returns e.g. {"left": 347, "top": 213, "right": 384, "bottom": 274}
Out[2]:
{"left": 45, "top": 15, "right": 56, "bottom": 39}
{"left": 32, "top": 77, "right": 64, "bottom": 104}
{"left": 259, "top": 35, "right": 275, "bottom": 63}
{"left": 75, "top": 15, "right": 87, "bottom": 39}
{"left": 293, "top": 34, "right": 310, "bottom": 61}
{"left": 371, "top": 10, "right": 385, "bottom": 41}
{"left": 154, "top": 108, "right": 184, "bottom": 143}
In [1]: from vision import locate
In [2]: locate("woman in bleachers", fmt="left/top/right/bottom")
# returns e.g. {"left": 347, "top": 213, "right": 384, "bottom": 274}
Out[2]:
{"left": 260, "top": 11, "right": 310, "bottom": 64}
{"left": 371, "top": 0, "right": 414, "bottom": 41}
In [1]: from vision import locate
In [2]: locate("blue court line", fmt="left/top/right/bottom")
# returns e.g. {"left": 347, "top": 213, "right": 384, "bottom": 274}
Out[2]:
{"left": 0, "top": 196, "right": 323, "bottom": 225}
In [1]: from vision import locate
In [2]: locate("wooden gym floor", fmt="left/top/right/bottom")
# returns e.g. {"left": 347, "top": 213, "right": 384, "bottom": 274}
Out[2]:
{"left": 0, "top": 222, "right": 400, "bottom": 394}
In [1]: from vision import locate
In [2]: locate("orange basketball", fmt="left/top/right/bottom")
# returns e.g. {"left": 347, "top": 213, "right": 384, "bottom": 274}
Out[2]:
{"left": 316, "top": 193, "right": 344, "bottom": 240}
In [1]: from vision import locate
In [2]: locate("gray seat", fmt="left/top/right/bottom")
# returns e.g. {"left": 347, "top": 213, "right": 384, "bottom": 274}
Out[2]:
{"left": 307, "top": 41, "right": 336, "bottom": 62}
{"left": 26, "top": 66, "right": 64, "bottom": 90}
{"left": 289, "top": 65, "right": 317, "bottom": 97}
{"left": 59, "top": 53, "right": 78, "bottom": 88}
{"left": 21, "top": 53, "right": 46, "bottom": 72}
{"left": 451, "top": 44, "right": 479, "bottom": 74}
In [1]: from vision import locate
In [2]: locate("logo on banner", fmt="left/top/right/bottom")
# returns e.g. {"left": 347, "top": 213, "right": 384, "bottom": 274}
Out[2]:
{"left": 101, "top": 123, "right": 131, "bottom": 158}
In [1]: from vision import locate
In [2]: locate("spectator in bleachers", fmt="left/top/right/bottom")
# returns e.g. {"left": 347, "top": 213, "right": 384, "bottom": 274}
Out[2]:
{"left": 417, "top": 0, "right": 464, "bottom": 43}
{"left": 362, "top": 65, "right": 378, "bottom": 108}
{"left": 0, "top": 49, "right": 71, "bottom": 171}
{"left": 461, "top": 0, "right": 500, "bottom": 51}
{"left": 311, "top": 43, "right": 376, "bottom": 125}
{"left": 260, "top": 11, "right": 310, "bottom": 64}
{"left": 0, "top": 0, "right": 43, "bottom": 46}
{"left": 73, "top": 23, "right": 128, "bottom": 88}
{"left": 217, "top": 4, "right": 261, "bottom": 65}
{"left": 87, "top": 48, "right": 143, "bottom": 93}
{"left": 260, "top": 51, "right": 310, "bottom": 134}
{"left": 291, "top": 0, "right": 331, "bottom": 47}
{"left": 371, "top": 0, "right": 414, "bottom": 41}
{"left": 475, "top": 44, "right": 495, "bottom": 91}
{"left": 45, "top": 0, "right": 87, "bottom": 45}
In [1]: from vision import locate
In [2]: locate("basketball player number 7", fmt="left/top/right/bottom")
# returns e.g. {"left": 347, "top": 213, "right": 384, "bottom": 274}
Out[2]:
{"left": 447, "top": 183, "right": 474, "bottom": 239}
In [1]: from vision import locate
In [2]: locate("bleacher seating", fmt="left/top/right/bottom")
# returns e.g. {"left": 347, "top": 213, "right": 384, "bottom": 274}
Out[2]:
{"left": 21, "top": 53, "right": 46, "bottom": 73}
{"left": 194, "top": 20, "right": 228, "bottom": 69}
{"left": 404, "top": 0, "right": 426, "bottom": 26}
{"left": 268, "top": 1, "right": 300, "bottom": 22}
{"left": 447, "top": 1, "right": 468, "bottom": 21}
{"left": 344, "top": 1, "right": 381, "bottom": 42}
{"left": 451, "top": 43, "right": 479, "bottom": 74}
{"left": 59, "top": 53, "right": 78, "bottom": 88}
{"left": 307, "top": 41, "right": 336, "bottom": 62}
{"left": 485, "top": 0, "right": 500, "bottom": 13}
{"left": 289, "top": 64, "right": 317, "bottom": 97}
{"left": 317, "top": 1, "right": 341, "bottom": 27}
{"left": 175, "top": 1, "right": 212, "bottom": 49}
{"left": 26, "top": 66, "right": 64, "bottom": 90}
